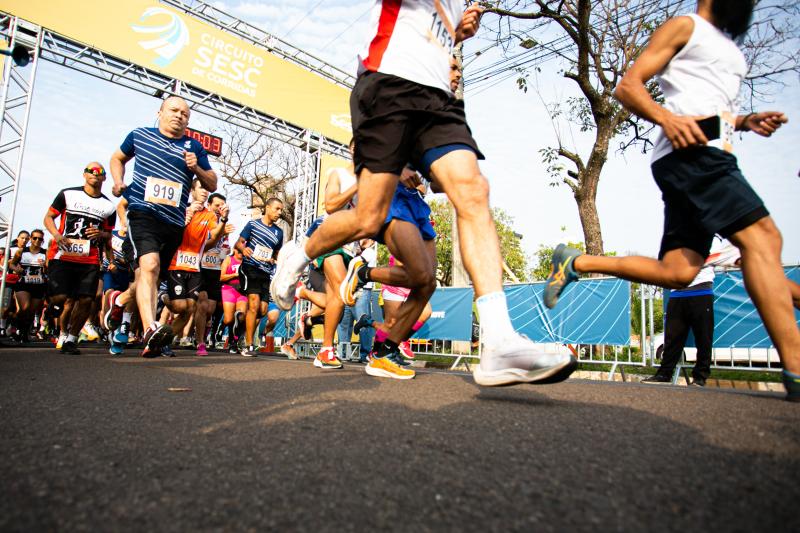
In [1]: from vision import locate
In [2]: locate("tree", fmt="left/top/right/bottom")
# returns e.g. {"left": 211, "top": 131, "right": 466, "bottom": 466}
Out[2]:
{"left": 213, "top": 124, "right": 302, "bottom": 238}
{"left": 473, "top": 0, "right": 800, "bottom": 256}
{"left": 427, "top": 199, "right": 529, "bottom": 286}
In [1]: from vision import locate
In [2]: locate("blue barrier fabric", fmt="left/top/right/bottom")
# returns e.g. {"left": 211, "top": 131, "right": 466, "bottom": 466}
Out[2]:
{"left": 677, "top": 266, "right": 800, "bottom": 348}
{"left": 504, "top": 278, "right": 631, "bottom": 345}
{"left": 412, "top": 287, "right": 474, "bottom": 341}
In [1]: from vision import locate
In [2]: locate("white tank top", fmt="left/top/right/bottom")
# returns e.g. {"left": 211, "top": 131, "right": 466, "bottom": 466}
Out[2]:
{"left": 651, "top": 14, "right": 748, "bottom": 162}
{"left": 358, "top": 0, "right": 463, "bottom": 93}
{"left": 328, "top": 167, "right": 358, "bottom": 210}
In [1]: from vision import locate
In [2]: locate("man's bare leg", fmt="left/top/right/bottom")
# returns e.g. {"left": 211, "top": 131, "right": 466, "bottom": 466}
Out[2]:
{"left": 728, "top": 217, "right": 800, "bottom": 374}
{"left": 135, "top": 252, "right": 160, "bottom": 331}
{"left": 573, "top": 248, "right": 705, "bottom": 289}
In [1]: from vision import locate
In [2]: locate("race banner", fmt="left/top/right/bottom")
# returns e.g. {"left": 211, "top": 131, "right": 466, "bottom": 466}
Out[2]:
{"left": 504, "top": 278, "right": 632, "bottom": 345}
{"left": 412, "top": 287, "right": 474, "bottom": 341}
{"left": 0, "top": 0, "right": 352, "bottom": 143}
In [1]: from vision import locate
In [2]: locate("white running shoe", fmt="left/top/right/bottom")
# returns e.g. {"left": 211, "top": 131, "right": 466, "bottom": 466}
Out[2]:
{"left": 81, "top": 323, "right": 100, "bottom": 342}
{"left": 473, "top": 334, "right": 577, "bottom": 387}
{"left": 55, "top": 332, "right": 67, "bottom": 350}
{"left": 270, "top": 241, "right": 307, "bottom": 310}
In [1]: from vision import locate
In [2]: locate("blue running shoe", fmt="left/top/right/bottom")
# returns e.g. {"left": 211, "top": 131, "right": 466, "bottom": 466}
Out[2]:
{"left": 113, "top": 322, "right": 130, "bottom": 346}
{"left": 783, "top": 370, "right": 800, "bottom": 402}
{"left": 109, "top": 342, "right": 125, "bottom": 356}
{"left": 543, "top": 244, "right": 581, "bottom": 309}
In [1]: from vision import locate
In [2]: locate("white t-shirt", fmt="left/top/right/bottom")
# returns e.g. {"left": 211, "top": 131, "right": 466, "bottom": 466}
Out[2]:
{"left": 358, "top": 0, "right": 463, "bottom": 93}
{"left": 652, "top": 14, "right": 748, "bottom": 162}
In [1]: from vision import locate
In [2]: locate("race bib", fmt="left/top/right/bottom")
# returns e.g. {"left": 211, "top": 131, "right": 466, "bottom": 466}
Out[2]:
{"left": 175, "top": 250, "right": 200, "bottom": 270}
{"left": 144, "top": 176, "right": 183, "bottom": 207}
{"left": 24, "top": 275, "right": 43, "bottom": 284}
{"left": 201, "top": 250, "right": 223, "bottom": 270}
{"left": 719, "top": 111, "right": 735, "bottom": 153}
{"left": 252, "top": 244, "right": 273, "bottom": 262}
{"left": 62, "top": 239, "right": 90, "bottom": 257}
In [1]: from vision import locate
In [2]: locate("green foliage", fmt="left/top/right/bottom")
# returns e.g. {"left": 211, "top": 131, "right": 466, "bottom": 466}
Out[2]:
{"left": 428, "top": 199, "right": 528, "bottom": 285}
{"left": 630, "top": 283, "right": 664, "bottom": 337}
{"left": 530, "top": 241, "right": 585, "bottom": 281}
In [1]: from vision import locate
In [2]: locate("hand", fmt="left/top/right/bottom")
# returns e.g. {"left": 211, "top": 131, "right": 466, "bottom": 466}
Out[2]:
{"left": 56, "top": 235, "right": 71, "bottom": 252}
{"left": 220, "top": 203, "right": 230, "bottom": 218}
{"left": 242, "top": 247, "right": 254, "bottom": 258}
{"left": 399, "top": 167, "right": 422, "bottom": 189}
{"left": 108, "top": 263, "right": 117, "bottom": 273}
{"left": 456, "top": 4, "right": 483, "bottom": 42}
{"left": 184, "top": 150, "right": 198, "bottom": 172}
{"left": 746, "top": 111, "right": 788, "bottom": 137}
{"left": 112, "top": 181, "right": 127, "bottom": 197}
{"left": 118, "top": 227, "right": 127, "bottom": 237}
{"left": 661, "top": 113, "right": 708, "bottom": 149}
{"left": 224, "top": 223, "right": 234, "bottom": 235}
{"left": 85, "top": 226, "right": 103, "bottom": 241}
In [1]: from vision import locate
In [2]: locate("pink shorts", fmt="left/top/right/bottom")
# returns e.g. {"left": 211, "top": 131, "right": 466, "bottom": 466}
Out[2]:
{"left": 221, "top": 285, "right": 247, "bottom": 305}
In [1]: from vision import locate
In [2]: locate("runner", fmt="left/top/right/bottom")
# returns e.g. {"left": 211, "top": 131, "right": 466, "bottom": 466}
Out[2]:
{"left": 234, "top": 198, "right": 284, "bottom": 357}
{"left": 43, "top": 162, "right": 116, "bottom": 355}
{"left": 8, "top": 229, "right": 47, "bottom": 344}
{"left": 218, "top": 248, "right": 248, "bottom": 353}
{"left": 161, "top": 179, "right": 226, "bottom": 357}
{"left": 110, "top": 96, "right": 218, "bottom": 357}
{"left": 271, "top": 1, "right": 575, "bottom": 386}
{"left": 195, "top": 192, "right": 232, "bottom": 355}
{"left": 543, "top": 0, "right": 800, "bottom": 401}
{"left": 306, "top": 142, "right": 362, "bottom": 370}
{"left": 1, "top": 230, "right": 29, "bottom": 337}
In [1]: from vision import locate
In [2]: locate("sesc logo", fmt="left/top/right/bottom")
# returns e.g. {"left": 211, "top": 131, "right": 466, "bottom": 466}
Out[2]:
{"left": 330, "top": 113, "right": 352, "bottom": 134}
{"left": 131, "top": 7, "right": 190, "bottom": 67}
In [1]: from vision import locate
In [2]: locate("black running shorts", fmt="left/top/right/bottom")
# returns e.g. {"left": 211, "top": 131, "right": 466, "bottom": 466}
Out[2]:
{"left": 127, "top": 210, "right": 184, "bottom": 278}
{"left": 167, "top": 270, "right": 202, "bottom": 301}
{"left": 48, "top": 259, "right": 100, "bottom": 298}
{"left": 306, "top": 267, "right": 326, "bottom": 293}
{"left": 652, "top": 147, "right": 768, "bottom": 259}
{"left": 13, "top": 283, "right": 46, "bottom": 300}
{"left": 199, "top": 268, "right": 222, "bottom": 302}
{"left": 238, "top": 263, "right": 271, "bottom": 300}
{"left": 350, "top": 71, "right": 484, "bottom": 176}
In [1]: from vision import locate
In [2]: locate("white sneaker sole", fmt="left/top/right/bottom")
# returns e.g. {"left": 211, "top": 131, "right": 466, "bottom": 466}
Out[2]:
{"left": 339, "top": 256, "right": 364, "bottom": 307}
{"left": 365, "top": 365, "right": 415, "bottom": 380}
{"left": 473, "top": 355, "right": 576, "bottom": 387}
{"left": 270, "top": 241, "right": 301, "bottom": 311}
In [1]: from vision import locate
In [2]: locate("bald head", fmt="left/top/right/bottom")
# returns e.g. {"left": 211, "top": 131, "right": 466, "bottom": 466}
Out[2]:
{"left": 158, "top": 96, "right": 190, "bottom": 138}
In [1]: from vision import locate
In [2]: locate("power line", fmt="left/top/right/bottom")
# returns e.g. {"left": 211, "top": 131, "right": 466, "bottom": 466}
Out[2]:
{"left": 282, "top": 0, "right": 326, "bottom": 39}
{"left": 320, "top": 4, "right": 373, "bottom": 50}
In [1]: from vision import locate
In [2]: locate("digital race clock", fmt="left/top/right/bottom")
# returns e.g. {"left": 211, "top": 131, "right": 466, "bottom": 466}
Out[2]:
{"left": 184, "top": 127, "right": 223, "bottom": 156}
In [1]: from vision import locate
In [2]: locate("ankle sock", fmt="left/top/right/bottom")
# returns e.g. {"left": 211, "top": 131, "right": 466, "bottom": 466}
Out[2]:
{"left": 411, "top": 320, "right": 424, "bottom": 332}
{"left": 66, "top": 334, "right": 77, "bottom": 343}
{"left": 475, "top": 292, "right": 516, "bottom": 345}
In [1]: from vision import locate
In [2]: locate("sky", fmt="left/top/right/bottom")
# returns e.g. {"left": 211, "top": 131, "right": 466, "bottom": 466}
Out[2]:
{"left": 3, "top": 0, "right": 799, "bottom": 265}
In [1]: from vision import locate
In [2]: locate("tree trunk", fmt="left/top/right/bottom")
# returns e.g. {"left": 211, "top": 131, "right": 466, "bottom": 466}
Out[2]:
{"left": 575, "top": 186, "right": 603, "bottom": 256}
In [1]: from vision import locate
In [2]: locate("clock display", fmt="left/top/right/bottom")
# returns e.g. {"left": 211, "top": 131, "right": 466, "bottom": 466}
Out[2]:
{"left": 184, "top": 127, "right": 223, "bottom": 156}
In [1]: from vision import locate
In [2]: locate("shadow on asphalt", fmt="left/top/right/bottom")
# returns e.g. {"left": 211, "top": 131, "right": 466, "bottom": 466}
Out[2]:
{"left": 1, "top": 346, "right": 799, "bottom": 531}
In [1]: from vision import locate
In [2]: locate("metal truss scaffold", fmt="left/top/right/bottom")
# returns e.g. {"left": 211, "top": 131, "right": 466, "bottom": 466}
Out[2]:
{"left": 0, "top": 15, "right": 41, "bottom": 303}
{"left": 162, "top": 0, "right": 355, "bottom": 89}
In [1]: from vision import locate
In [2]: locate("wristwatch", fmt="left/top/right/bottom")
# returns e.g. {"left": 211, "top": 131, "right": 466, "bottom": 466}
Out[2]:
{"left": 220, "top": 216, "right": 228, "bottom": 223}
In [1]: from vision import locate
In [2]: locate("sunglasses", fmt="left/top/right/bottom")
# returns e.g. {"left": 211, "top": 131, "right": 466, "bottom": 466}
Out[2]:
{"left": 30, "top": 236, "right": 43, "bottom": 241}
{"left": 85, "top": 167, "right": 106, "bottom": 176}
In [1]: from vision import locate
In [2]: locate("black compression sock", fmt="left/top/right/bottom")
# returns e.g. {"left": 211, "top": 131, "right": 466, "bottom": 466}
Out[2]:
{"left": 357, "top": 265, "right": 372, "bottom": 284}
{"left": 310, "top": 315, "right": 325, "bottom": 326}
{"left": 374, "top": 340, "right": 399, "bottom": 358}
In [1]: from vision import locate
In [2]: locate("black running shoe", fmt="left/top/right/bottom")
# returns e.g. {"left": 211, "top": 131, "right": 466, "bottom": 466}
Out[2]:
{"left": 353, "top": 313, "right": 372, "bottom": 336}
{"left": 782, "top": 370, "right": 800, "bottom": 402}
{"left": 60, "top": 340, "right": 81, "bottom": 355}
{"left": 642, "top": 373, "right": 672, "bottom": 384}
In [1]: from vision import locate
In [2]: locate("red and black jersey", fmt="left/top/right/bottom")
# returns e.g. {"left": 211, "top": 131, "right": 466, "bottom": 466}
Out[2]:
{"left": 47, "top": 186, "right": 116, "bottom": 265}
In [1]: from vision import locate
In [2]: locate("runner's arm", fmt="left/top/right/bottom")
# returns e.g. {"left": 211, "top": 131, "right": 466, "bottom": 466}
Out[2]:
{"left": 110, "top": 149, "right": 132, "bottom": 197}
{"left": 614, "top": 16, "right": 709, "bottom": 149}
{"left": 43, "top": 209, "right": 66, "bottom": 248}
{"left": 116, "top": 198, "right": 129, "bottom": 234}
{"left": 324, "top": 170, "right": 357, "bottom": 214}
{"left": 219, "top": 256, "right": 237, "bottom": 283}
{"left": 234, "top": 236, "right": 253, "bottom": 258}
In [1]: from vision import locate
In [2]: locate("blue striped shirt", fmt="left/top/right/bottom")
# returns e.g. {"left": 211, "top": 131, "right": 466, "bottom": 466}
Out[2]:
{"left": 239, "top": 219, "right": 283, "bottom": 274}
{"left": 120, "top": 127, "right": 211, "bottom": 227}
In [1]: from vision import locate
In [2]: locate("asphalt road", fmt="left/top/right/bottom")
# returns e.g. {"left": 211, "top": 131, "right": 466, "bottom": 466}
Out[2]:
{"left": 1, "top": 343, "right": 798, "bottom": 532}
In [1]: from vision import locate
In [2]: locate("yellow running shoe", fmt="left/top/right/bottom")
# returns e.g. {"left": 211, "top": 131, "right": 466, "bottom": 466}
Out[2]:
{"left": 366, "top": 355, "right": 415, "bottom": 380}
